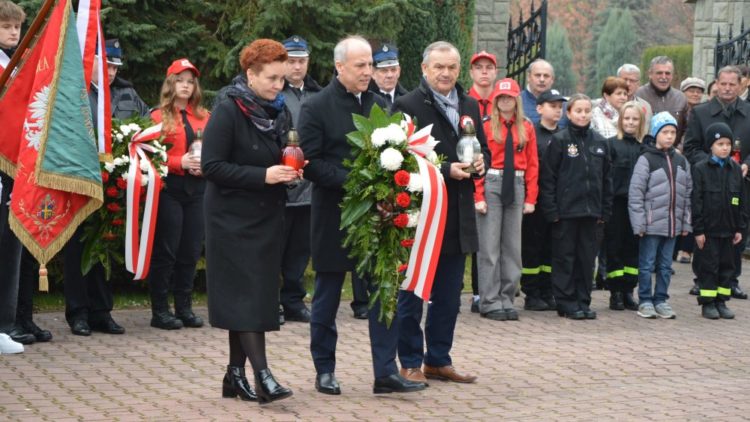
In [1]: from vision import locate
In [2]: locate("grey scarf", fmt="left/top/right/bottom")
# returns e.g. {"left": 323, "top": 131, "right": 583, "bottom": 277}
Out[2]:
{"left": 430, "top": 86, "right": 460, "bottom": 133}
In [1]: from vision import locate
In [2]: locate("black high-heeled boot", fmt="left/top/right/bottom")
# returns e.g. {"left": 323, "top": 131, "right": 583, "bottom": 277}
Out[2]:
{"left": 222, "top": 366, "right": 257, "bottom": 401}
{"left": 255, "top": 368, "right": 293, "bottom": 404}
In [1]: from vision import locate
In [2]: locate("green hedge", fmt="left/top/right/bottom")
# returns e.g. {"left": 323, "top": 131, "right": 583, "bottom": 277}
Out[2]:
{"left": 640, "top": 44, "right": 694, "bottom": 87}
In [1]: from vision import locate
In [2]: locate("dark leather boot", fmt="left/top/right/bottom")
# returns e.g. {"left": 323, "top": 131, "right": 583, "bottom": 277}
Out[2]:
{"left": 150, "top": 311, "right": 184, "bottom": 330}
{"left": 175, "top": 294, "right": 203, "bottom": 328}
{"left": 609, "top": 291, "right": 625, "bottom": 310}
{"left": 623, "top": 291, "right": 639, "bottom": 311}
{"left": 255, "top": 368, "right": 293, "bottom": 404}
{"left": 222, "top": 366, "right": 257, "bottom": 401}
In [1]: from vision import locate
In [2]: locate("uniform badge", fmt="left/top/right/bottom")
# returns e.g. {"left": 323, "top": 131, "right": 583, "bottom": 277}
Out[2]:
{"left": 567, "top": 143, "right": 579, "bottom": 157}
{"left": 595, "top": 147, "right": 604, "bottom": 154}
{"left": 383, "top": 45, "right": 389, "bottom": 52}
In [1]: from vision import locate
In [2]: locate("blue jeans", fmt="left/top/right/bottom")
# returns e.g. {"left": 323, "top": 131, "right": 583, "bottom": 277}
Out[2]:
{"left": 637, "top": 235, "right": 676, "bottom": 305}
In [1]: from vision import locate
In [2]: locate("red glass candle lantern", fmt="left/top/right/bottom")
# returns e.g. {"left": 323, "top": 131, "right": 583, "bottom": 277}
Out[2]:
{"left": 281, "top": 129, "right": 304, "bottom": 171}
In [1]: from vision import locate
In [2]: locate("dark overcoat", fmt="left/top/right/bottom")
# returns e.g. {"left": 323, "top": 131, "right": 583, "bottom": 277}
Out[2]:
{"left": 201, "top": 98, "right": 288, "bottom": 332}
{"left": 683, "top": 97, "right": 750, "bottom": 167}
{"left": 297, "top": 77, "right": 387, "bottom": 272}
{"left": 392, "top": 79, "right": 491, "bottom": 255}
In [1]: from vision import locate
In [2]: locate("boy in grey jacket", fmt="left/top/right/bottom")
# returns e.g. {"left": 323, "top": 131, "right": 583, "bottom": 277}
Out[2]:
{"left": 628, "top": 112, "right": 692, "bottom": 319}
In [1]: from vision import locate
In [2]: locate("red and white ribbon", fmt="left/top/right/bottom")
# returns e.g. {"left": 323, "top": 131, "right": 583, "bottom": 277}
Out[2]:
{"left": 400, "top": 115, "right": 447, "bottom": 300}
{"left": 125, "top": 124, "right": 163, "bottom": 280}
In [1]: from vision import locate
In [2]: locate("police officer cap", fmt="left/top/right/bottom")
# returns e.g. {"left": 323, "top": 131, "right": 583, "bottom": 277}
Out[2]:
{"left": 105, "top": 39, "right": 123, "bottom": 66}
{"left": 373, "top": 43, "right": 399, "bottom": 68}
{"left": 704, "top": 122, "right": 734, "bottom": 150}
{"left": 283, "top": 35, "right": 309, "bottom": 58}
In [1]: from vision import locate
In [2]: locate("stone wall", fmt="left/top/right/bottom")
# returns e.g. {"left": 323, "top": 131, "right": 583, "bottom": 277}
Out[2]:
{"left": 474, "top": 0, "right": 511, "bottom": 76}
{"left": 690, "top": 0, "right": 750, "bottom": 82}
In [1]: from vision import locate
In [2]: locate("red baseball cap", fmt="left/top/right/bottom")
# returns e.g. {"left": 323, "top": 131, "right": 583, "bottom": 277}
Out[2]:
{"left": 494, "top": 78, "right": 521, "bottom": 98}
{"left": 166, "top": 58, "right": 200, "bottom": 77}
{"left": 470, "top": 50, "right": 497, "bottom": 66}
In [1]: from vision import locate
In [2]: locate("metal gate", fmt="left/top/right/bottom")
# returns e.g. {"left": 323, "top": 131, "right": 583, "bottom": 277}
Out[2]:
{"left": 715, "top": 19, "right": 750, "bottom": 75}
{"left": 506, "top": 0, "right": 548, "bottom": 87}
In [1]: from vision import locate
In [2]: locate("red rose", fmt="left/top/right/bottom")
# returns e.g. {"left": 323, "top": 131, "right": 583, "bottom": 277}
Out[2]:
{"left": 116, "top": 177, "right": 128, "bottom": 190}
{"left": 101, "top": 171, "right": 110, "bottom": 183}
{"left": 400, "top": 239, "right": 415, "bottom": 248}
{"left": 394, "top": 170, "right": 410, "bottom": 187}
{"left": 111, "top": 218, "right": 124, "bottom": 226}
{"left": 106, "top": 203, "right": 120, "bottom": 212}
{"left": 105, "top": 186, "right": 119, "bottom": 198}
{"left": 395, "top": 192, "right": 411, "bottom": 208}
{"left": 393, "top": 213, "right": 409, "bottom": 228}
{"left": 397, "top": 264, "right": 408, "bottom": 273}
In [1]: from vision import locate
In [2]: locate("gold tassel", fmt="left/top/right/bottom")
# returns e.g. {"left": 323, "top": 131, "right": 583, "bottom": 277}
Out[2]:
{"left": 39, "top": 264, "right": 49, "bottom": 292}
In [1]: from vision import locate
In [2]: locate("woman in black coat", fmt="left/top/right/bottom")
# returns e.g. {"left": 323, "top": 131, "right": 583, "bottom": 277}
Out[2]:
{"left": 202, "top": 39, "right": 299, "bottom": 405}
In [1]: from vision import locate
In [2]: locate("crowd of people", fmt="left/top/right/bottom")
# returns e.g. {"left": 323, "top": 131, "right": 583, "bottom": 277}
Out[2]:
{"left": 2, "top": 0, "right": 750, "bottom": 406}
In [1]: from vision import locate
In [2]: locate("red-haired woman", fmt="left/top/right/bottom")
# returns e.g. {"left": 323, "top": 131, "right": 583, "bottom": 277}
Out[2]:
{"left": 148, "top": 58, "right": 209, "bottom": 331}
{"left": 202, "top": 39, "right": 300, "bottom": 404}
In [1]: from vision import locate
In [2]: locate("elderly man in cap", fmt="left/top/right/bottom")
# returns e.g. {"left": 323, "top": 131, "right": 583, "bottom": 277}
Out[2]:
{"left": 677, "top": 76, "right": 706, "bottom": 144}
{"left": 369, "top": 43, "right": 407, "bottom": 111}
{"left": 277, "top": 35, "right": 323, "bottom": 324}
{"left": 89, "top": 39, "right": 149, "bottom": 120}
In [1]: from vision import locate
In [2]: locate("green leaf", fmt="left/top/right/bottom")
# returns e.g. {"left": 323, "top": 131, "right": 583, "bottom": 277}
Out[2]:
{"left": 340, "top": 198, "right": 374, "bottom": 229}
{"left": 346, "top": 131, "right": 366, "bottom": 150}
{"left": 352, "top": 113, "right": 374, "bottom": 135}
{"left": 358, "top": 168, "right": 375, "bottom": 181}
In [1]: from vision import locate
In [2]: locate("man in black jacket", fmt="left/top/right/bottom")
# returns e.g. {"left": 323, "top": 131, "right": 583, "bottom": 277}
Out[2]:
{"left": 368, "top": 42, "right": 408, "bottom": 112}
{"left": 684, "top": 65, "right": 750, "bottom": 300}
{"left": 392, "top": 41, "right": 489, "bottom": 385}
{"left": 298, "top": 35, "right": 426, "bottom": 396}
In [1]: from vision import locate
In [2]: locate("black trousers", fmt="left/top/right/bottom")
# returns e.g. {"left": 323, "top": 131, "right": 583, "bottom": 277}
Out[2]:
{"left": 147, "top": 177, "right": 204, "bottom": 313}
{"left": 0, "top": 174, "right": 21, "bottom": 333}
{"left": 605, "top": 197, "right": 639, "bottom": 292}
{"left": 550, "top": 218, "right": 598, "bottom": 313}
{"left": 520, "top": 209, "right": 552, "bottom": 298}
{"left": 63, "top": 224, "right": 113, "bottom": 325}
{"left": 16, "top": 247, "right": 38, "bottom": 323}
{"left": 694, "top": 235, "right": 735, "bottom": 304}
{"left": 280, "top": 205, "right": 310, "bottom": 313}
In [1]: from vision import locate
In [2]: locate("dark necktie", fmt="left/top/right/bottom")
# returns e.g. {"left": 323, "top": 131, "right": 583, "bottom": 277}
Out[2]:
{"left": 181, "top": 109, "right": 195, "bottom": 148}
{"left": 479, "top": 99, "right": 490, "bottom": 120}
{"left": 382, "top": 92, "right": 392, "bottom": 109}
{"left": 501, "top": 121, "right": 516, "bottom": 206}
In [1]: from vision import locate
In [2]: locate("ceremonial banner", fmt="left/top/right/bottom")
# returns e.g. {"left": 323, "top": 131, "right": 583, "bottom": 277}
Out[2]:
{"left": 0, "top": 0, "right": 102, "bottom": 285}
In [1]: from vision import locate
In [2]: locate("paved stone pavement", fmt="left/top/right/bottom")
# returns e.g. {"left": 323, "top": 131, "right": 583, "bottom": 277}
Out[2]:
{"left": 2, "top": 263, "right": 750, "bottom": 421}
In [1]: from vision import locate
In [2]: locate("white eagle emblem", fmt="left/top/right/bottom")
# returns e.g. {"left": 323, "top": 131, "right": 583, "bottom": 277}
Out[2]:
{"left": 23, "top": 85, "right": 50, "bottom": 151}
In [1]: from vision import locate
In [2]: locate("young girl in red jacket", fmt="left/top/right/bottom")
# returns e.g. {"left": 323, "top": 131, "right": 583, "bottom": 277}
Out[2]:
{"left": 474, "top": 78, "right": 539, "bottom": 321}
{"left": 148, "top": 58, "right": 209, "bottom": 330}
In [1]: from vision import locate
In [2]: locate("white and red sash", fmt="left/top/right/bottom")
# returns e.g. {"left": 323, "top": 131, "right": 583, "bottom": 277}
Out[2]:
{"left": 125, "top": 124, "right": 163, "bottom": 280}
{"left": 400, "top": 116, "right": 447, "bottom": 300}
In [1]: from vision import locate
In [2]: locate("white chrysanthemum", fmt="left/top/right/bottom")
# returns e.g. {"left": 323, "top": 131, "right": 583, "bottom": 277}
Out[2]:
{"left": 371, "top": 127, "right": 388, "bottom": 148}
{"left": 160, "top": 151, "right": 168, "bottom": 162}
{"left": 104, "top": 162, "right": 116, "bottom": 173}
{"left": 426, "top": 150, "right": 439, "bottom": 165}
{"left": 113, "top": 157, "right": 124, "bottom": 166}
{"left": 115, "top": 133, "right": 124, "bottom": 141}
{"left": 384, "top": 123, "right": 406, "bottom": 145}
{"left": 407, "top": 210, "right": 419, "bottom": 228}
{"left": 406, "top": 173, "right": 422, "bottom": 192}
{"left": 128, "top": 123, "right": 141, "bottom": 131}
{"left": 140, "top": 160, "right": 150, "bottom": 172}
{"left": 160, "top": 165, "right": 169, "bottom": 177}
{"left": 119, "top": 125, "right": 131, "bottom": 136}
{"left": 379, "top": 147, "right": 403, "bottom": 171}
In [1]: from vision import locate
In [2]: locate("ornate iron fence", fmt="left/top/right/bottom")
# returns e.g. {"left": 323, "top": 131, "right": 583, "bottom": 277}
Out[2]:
{"left": 715, "top": 19, "right": 750, "bottom": 76}
{"left": 506, "top": 0, "right": 547, "bottom": 87}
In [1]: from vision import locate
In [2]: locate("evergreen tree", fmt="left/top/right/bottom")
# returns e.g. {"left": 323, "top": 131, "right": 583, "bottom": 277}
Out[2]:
{"left": 545, "top": 20, "right": 577, "bottom": 95}
{"left": 593, "top": 9, "right": 637, "bottom": 93}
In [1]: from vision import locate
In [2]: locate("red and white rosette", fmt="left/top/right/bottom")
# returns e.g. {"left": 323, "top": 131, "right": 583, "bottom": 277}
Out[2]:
{"left": 400, "top": 115, "right": 447, "bottom": 300}
{"left": 125, "top": 123, "right": 164, "bottom": 280}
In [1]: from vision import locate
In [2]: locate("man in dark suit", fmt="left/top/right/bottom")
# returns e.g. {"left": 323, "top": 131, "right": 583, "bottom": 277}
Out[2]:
{"left": 298, "top": 35, "right": 426, "bottom": 395}
{"left": 392, "top": 41, "right": 489, "bottom": 385}
{"left": 684, "top": 65, "right": 750, "bottom": 300}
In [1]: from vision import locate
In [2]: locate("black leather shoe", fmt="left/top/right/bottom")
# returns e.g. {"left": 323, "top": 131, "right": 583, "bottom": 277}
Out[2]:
{"left": 583, "top": 309, "right": 597, "bottom": 319}
{"left": 481, "top": 310, "right": 507, "bottom": 321}
{"left": 731, "top": 286, "right": 748, "bottom": 300}
{"left": 470, "top": 297, "right": 479, "bottom": 313}
{"left": 623, "top": 292, "right": 639, "bottom": 311}
{"left": 505, "top": 309, "right": 519, "bottom": 321}
{"left": 285, "top": 307, "right": 311, "bottom": 323}
{"left": 373, "top": 373, "right": 427, "bottom": 394}
{"left": 255, "top": 368, "right": 292, "bottom": 404}
{"left": 70, "top": 319, "right": 91, "bottom": 336}
{"left": 689, "top": 285, "right": 700, "bottom": 296}
{"left": 176, "top": 311, "right": 204, "bottom": 328}
{"left": 702, "top": 302, "right": 720, "bottom": 320}
{"left": 353, "top": 308, "right": 368, "bottom": 320}
{"left": 90, "top": 316, "right": 125, "bottom": 334}
{"left": 150, "top": 311, "right": 183, "bottom": 330}
{"left": 315, "top": 372, "right": 341, "bottom": 395}
{"left": 609, "top": 291, "right": 625, "bottom": 310}
{"left": 523, "top": 296, "right": 549, "bottom": 311}
{"left": 715, "top": 301, "right": 735, "bottom": 319}
{"left": 557, "top": 310, "right": 586, "bottom": 320}
{"left": 222, "top": 366, "right": 257, "bottom": 401}
{"left": 542, "top": 295, "right": 557, "bottom": 310}
{"left": 19, "top": 320, "right": 52, "bottom": 342}
{"left": 8, "top": 326, "right": 35, "bottom": 345}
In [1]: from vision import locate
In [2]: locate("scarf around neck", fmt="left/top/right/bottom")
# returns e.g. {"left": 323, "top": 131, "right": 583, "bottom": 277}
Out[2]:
{"left": 225, "top": 78, "right": 289, "bottom": 140}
